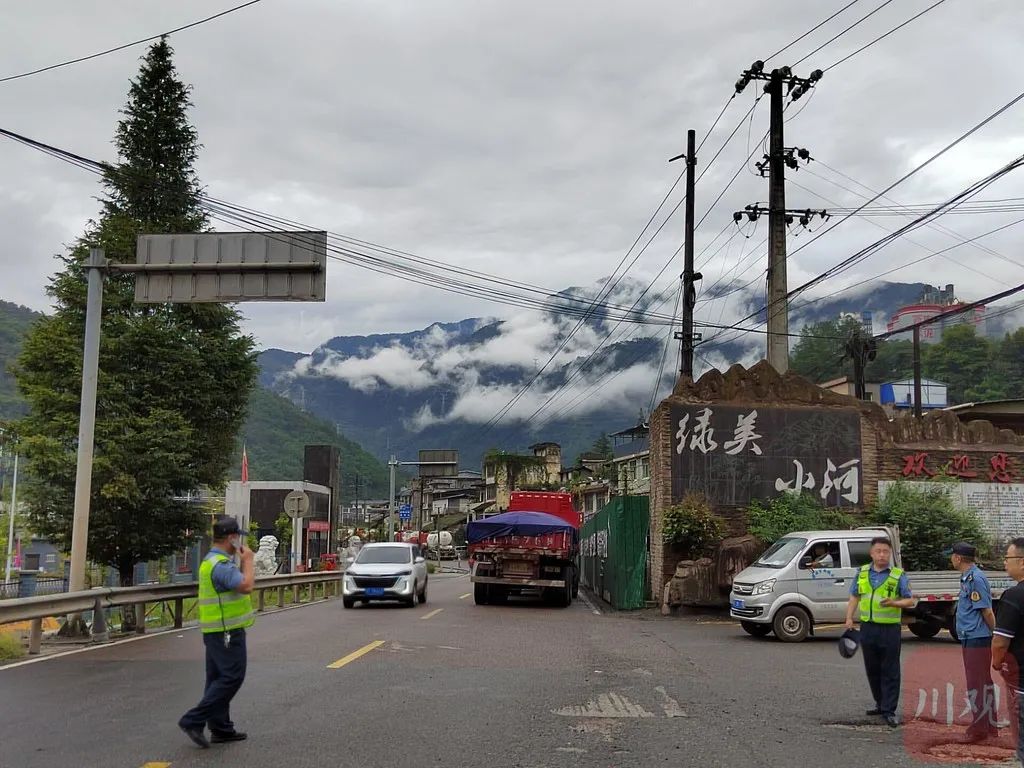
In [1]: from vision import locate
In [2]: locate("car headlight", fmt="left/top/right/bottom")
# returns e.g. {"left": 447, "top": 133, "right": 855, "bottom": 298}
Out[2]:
{"left": 753, "top": 579, "right": 776, "bottom": 595}
{"left": 344, "top": 575, "right": 357, "bottom": 586}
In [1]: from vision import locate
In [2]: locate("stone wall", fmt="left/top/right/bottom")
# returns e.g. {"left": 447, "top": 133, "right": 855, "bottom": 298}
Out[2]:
{"left": 648, "top": 361, "right": 1024, "bottom": 602}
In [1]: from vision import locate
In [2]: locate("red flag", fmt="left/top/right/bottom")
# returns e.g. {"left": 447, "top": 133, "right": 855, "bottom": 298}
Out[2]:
{"left": 241, "top": 445, "right": 249, "bottom": 483}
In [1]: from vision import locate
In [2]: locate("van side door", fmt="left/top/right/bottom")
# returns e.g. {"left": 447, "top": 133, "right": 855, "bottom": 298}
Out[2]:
{"left": 796, "top": 539, "right": 851, "bottom": 622}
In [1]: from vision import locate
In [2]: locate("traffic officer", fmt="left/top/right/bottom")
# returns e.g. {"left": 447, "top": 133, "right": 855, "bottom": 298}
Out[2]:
{"left": 845, "top": 537, "right": 915, "bottom": 728}
{"left": 951, "top": 541, "right": 997, "bottom": 743}
{"left": 179, "top": 517, "right": 255, "bottom": 749}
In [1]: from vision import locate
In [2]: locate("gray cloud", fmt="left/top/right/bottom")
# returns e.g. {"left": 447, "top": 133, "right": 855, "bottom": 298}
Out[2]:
{"left": 2, "top": 0, "right": 1023, "bottom": 354}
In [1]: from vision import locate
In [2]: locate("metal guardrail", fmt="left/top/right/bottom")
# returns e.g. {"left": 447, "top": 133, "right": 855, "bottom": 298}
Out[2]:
{"left": 0, "top": 571, "right": 343, "bottom": 655}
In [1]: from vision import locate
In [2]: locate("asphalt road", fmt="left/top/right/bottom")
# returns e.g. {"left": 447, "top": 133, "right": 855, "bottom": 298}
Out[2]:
{"left": 0, "top": 576, "right": 1015, "bottom": 768}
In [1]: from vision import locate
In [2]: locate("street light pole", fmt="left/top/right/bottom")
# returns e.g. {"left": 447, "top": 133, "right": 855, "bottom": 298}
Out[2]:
{"left": 388, "top": 456, "right": 397, "bottom": 542}
{"left": 5, "top": 453, "right": 18, "bottom": 583}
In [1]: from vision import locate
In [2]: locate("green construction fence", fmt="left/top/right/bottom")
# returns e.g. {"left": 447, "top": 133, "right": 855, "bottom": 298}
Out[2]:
{"left": 580, "top": 496, "right": 650, "bottom": 610}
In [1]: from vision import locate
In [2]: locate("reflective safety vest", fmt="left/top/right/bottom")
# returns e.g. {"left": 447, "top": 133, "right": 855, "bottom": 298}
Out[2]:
{"left": 198, "top": 553, "right": 254, "bottom": 634}
{"left": 857, "top": 564, "right": 904, "bottom": 624}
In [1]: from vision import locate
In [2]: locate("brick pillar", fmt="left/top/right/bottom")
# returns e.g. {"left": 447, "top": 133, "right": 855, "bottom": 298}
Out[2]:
{"left": 649, "top": 404, "right": 674, "bottom": 602}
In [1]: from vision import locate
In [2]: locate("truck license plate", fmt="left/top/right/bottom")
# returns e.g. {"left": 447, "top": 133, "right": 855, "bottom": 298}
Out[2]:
{"left": 731, "top": 599, "right": 745, "bottom": 610}
{"left": 366, "top": 587, "right": 385, "bottom": 597}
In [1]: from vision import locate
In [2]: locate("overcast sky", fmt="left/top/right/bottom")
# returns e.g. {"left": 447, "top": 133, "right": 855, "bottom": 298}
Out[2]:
{"left": 2, "top": 0, "right": 1023, "bottom": 355}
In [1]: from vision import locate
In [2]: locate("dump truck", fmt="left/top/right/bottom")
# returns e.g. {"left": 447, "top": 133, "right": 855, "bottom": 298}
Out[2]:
{"left": 467, "top": 510, "right": 580, "bottom": 607}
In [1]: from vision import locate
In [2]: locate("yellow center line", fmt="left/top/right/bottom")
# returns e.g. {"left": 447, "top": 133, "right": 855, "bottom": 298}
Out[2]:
{"left": 141, "top": 763, "right": 172, "bottom": 768}
{"left": 421, "top": 608, "right": 444, "bottom": 620}
{"left": 459, "top": 593, "right": 471, "bottom": 600}
{"left": 327, "top": 640, "right": 385, "bottom": 669}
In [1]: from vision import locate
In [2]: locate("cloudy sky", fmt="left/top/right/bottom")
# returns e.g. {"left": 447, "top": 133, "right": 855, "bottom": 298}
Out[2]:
{"left": 2, "top": 0, "right": 1023, "bottom": 357}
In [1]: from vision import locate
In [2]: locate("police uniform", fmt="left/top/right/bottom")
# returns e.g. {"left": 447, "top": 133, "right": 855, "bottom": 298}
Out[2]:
{"left": 851, "top": 563, "right": 912, "bottom": 723}
{"left": 956, "top": 553, "right": 995, "bottom": 739}
{"left": 179, "top": 537, "right": 254, "bottom": 745}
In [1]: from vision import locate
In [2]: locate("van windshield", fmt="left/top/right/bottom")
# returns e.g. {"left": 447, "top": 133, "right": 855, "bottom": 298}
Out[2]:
{"left": 754, "top": 537, "right": 808, "bottom": 569}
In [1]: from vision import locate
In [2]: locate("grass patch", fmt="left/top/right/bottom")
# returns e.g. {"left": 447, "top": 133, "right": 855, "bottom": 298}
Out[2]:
{"left": 0, "top": 632, "right": 25, "bottom": 661}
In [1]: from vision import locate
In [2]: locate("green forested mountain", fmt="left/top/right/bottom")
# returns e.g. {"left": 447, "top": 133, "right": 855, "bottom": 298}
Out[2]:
{"left": 0, "top": 300, "right": 391, "bottom": 498}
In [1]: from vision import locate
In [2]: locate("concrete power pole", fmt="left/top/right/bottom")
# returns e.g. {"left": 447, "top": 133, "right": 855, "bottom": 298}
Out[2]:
{"left": 671, "top": 129, "right": 701, "bottom": 378}
{"left": 734, "top": 62, "right": 824, "bottom": 374}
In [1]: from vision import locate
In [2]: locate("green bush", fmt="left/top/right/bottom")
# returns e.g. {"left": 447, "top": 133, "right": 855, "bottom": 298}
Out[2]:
{"left": 426, "top": 562, "right": 437, "bottom": 574}
{"left": 869, "top": 481, "right": 990, "bottom": 571}
{"left": 662, "top": 493, "right": 727, "bottom": 559}
{"left": 0, "top": 632, "right": 25, "bottom": 661}
{"left": 747, "top": 492, "right": 855, "bottom": 544}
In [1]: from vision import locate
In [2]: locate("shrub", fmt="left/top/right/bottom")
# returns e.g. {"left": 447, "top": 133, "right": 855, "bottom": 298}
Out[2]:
{"left": 747, "top": 492, "right": 855, "bottom": 544}
{"left": 0, "top": 632, "right": 25, "bottom": 661}
{"left": 426, "top": 562, "right": 437, "bottom": 574}
{"left": 869, "top": 481, "right": 990, "bottom": 571}
{"left": 662, "top": 493, "right": 727, "bottom": 559}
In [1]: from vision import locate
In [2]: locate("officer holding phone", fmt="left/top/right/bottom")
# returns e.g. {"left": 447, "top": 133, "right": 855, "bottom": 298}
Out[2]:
{"left": 179, "top": 517, "right": 256, "bottom": 749}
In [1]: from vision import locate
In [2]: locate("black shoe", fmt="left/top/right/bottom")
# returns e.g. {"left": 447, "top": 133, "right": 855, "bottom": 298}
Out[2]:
{"left": 180, "top": 725, "right": 210, "bottom": 749}
{"left": 211, "top": 731, "right": 248, "bottom": 744}
{"left": 866, "top": 708, "right": 882, "bottom": 716}
{"left": 884, "top": 715, "right": 899, "bottom": 729}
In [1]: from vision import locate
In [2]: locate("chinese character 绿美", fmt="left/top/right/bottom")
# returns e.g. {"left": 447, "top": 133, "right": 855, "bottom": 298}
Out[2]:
{"left": 775, "top": 460, "right": 815, "bottom": 494}
{"left": 675, "top": 414, "right": 690, "bottom": 455}
{"left": 723, "top": 410, "right": 763, "bottom": 456}
{"left": 688, "top": 408, "right": 718, "bottom": 454}
{"left": 821, "top": 459, "right": 860, "bottom": 504}
{"left": 902, "top": 452, "right": 935, "bottom": 478}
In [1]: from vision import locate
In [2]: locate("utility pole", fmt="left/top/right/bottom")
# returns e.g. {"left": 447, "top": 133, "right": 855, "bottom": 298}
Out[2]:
{"left": 387, "top": 456, "right": 397, "bottom": 542}
{"left": 912, "top": 326, "right": 923, "bottom": 419}
{"left": 735, "top": 62, "right": 823, "bottom": 374}
{"left": 671, "top": 129, "right": 701, "bottom": 378}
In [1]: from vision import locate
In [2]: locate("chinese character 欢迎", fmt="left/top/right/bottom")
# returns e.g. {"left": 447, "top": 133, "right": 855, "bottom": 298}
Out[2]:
{"left": 688, "top": 408, "right": 718, "bottom": 455}
{"left": 948, "top": 455, "right": 979, "bottom": 480}
{"left": 775, "top": 460, "right": 815, "bottom": 494}
{"left": 723, "top": 410, "right": 763, "bottom": 456}
{"left": 990, "top": 453, "right": 1014, "bottom": 484}
{"left": 821, "top": 459, "right": 860, "bottom": 505}
{"left": 902, "top": 452, "right": 935, "bottom": 478}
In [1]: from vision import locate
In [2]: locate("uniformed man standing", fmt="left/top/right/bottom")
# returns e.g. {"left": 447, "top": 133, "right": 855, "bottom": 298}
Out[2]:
{"left": 179, "top": 517, "right": 256, "bottom": 749}
{"left": 950, "top": 541, "right": 997, "bottom": 743}
{"left": 845, "top": 537, "right": 915, "bottom": 728}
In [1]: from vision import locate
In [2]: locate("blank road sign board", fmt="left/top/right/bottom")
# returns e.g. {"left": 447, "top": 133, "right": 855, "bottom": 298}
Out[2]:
{"left": 134, "top": 231, "right": 327, "bottom": 303}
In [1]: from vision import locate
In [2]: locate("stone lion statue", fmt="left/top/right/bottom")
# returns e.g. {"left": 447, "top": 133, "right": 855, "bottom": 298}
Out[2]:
{"left": 254, "top": 535, "right": 279, "bottom": 576}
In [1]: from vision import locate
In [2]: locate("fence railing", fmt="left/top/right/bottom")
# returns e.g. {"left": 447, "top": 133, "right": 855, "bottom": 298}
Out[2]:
{"left": 0, "top": 571, "right": 343, "bottom": 655}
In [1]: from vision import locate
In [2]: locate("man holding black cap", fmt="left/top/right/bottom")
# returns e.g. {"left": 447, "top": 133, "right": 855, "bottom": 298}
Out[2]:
{"left": 179, "top": 516, "right": 255, "bottom": 749}
{"left": 951, "top": 541, "right": 997, "bottom": 743}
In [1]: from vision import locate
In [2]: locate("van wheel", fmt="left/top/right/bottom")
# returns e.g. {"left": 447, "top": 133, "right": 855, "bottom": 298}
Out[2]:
{"left": 740, "top": 621, "right": 772, "bottom": 638}
{"left": 772, "top": 606, "right": 811, "bottom": 643}
{"left": 947, "top": 622, "right": 959, "bottom": 642}
{"left": 908, "top": 621, "right": 941, "bottom": 640}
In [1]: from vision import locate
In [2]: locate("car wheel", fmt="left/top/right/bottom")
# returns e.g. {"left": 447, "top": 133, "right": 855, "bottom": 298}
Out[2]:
{"left": 772, "top": 605, "right": 811, "bottom": 643}
{"left": 342, "top": 597, "right": 355, "bottom": 609}
{"left": 418, "top": 583, "right": 428, "bottom": 605}
{"left": 740, "top": 620, "right": 772, "bottom": 638}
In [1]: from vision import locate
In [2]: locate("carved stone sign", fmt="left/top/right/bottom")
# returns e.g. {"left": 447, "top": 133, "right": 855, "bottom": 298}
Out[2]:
{"left": 670, "top": 404, "right": 862, "bottom": 508}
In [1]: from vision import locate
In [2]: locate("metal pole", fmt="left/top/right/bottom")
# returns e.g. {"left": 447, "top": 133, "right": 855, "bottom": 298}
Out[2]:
{"left": 912, "top": 325, "right": 923, "bottom": 419}
{"left": 766, "top": 71, "right": 790, "bottom": 373}
{"left": 388, "top": 456, "right": 397, "bottom": 542}
{"left": 68, "top": 247, "right": 105, "bottom": 595}
{"left": 680, "top": 128, "right": 697, "bottom": 378}
{"left": 5, "top": 454, "right": 18, "bottom": 583}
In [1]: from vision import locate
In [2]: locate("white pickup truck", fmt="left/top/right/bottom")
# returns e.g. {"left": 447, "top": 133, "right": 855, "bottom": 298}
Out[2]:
{"left": 729, "top": 526, "right": 1014, "bottom": 642}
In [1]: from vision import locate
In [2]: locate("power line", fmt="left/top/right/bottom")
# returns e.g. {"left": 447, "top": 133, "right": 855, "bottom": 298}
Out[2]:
{"left": 0, "top": 1, "right": 265, "bottom": 84}
{"left": 792, "top": 0, "right": 896, "bottom": 66}
{"left": 763, "top": 1, "right": 864, "bottom": 62}
{"left": 824, "top": 0, "right": 950, "bottom": 72}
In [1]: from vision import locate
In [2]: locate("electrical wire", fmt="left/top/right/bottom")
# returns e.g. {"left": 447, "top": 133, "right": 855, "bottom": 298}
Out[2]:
{"left": 762, "top": 1, "right": 864, "bottom": 62}
{"left": 0, "top": 1, "right": 265, "bottom": 84}
{"left": 792, "top": 0, "right": 897, "bottom": 66}
{"left": 824, "top": 0, "right": 950, "bottom": 72}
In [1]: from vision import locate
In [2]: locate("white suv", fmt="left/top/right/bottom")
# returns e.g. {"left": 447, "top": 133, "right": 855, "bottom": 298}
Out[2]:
{"left": 343, "top": 543, "right": 428, "bottom": 608}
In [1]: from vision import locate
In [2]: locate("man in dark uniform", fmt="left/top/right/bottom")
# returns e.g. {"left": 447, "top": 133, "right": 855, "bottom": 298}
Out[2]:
{"left": 845, "top": 537, "right": 914, "bottom": 728}
{"left": 993, "top": 537, "right": 1024, "bottom": 763}
{"left": 950, "top": 541, "right": 996, "bottom": 743}
{"left": 179, "top": 517, "right": 255, "bottom": 748}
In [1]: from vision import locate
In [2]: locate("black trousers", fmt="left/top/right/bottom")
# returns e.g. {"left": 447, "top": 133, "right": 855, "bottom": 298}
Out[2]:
{"left": 179, "top": 629, "right": 247, "bottom": 733}
{"left": 961, "top": 637, "right": 995, "bottom": 735}
{"left": 861, "top": 622, "right": 901, "bottom": 717}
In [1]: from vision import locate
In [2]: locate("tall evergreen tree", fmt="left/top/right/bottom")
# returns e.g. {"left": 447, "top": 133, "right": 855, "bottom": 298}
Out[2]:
{"left": 15, "top": 39, "right": 257, "bottom": 601}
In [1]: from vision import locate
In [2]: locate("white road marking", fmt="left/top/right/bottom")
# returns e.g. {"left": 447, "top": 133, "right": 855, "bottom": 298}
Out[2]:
{"left": 553, "top": 693, "right": 655, "bottom": 719}
{"left": 577, "top": 591, "right": 602, "bottom": 615}
{"left": 655, "top": 686, "right": 688, "bottom": 718}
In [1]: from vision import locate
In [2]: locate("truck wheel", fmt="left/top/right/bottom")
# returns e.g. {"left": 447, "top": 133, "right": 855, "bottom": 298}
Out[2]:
{"left": 571, "top": 567, "right": 580, "bottom": 599}
{"left": 490, "top": 587, "right": 509, "bottom": 605}
{"left": 908, "top": 621, "right": 941, "bottom": 640}
{"left": 947, "top": 622, "right": 959, "bottom": 642}
{"left": 474, "top": 583, "right": 489, "bottom": 605}
{"left": 740, "top": 621, "right": 772, "bottom": 638}
{"left": 772, "top": 605, "right": 811, "bottom": 643}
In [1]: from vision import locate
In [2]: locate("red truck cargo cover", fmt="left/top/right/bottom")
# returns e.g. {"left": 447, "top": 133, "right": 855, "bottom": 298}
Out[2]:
{"left": 508, "top": 491, "right": 580, "bottom": 528}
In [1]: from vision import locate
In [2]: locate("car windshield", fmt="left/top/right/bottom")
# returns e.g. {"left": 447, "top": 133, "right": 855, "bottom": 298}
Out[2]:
{"left": 356, "top": 546, "right": 412, "bottom": 565}
{"left": 754, "top": 537, "right": 808, "bottom": 569}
